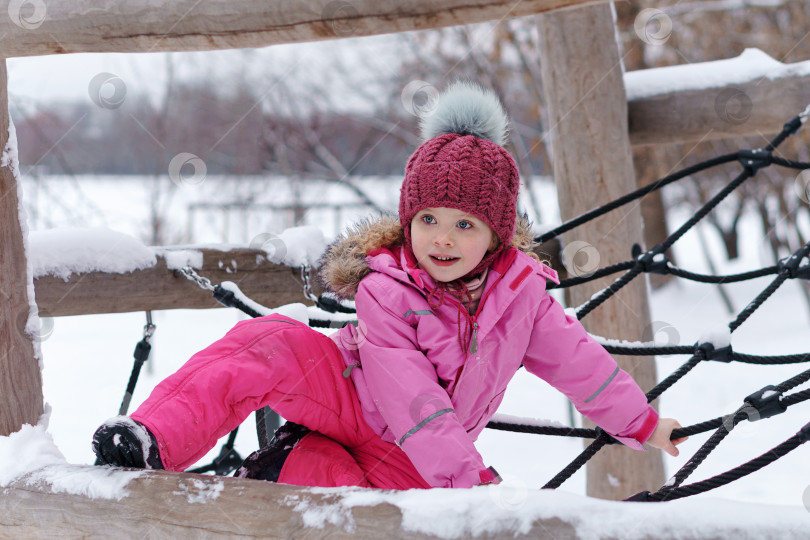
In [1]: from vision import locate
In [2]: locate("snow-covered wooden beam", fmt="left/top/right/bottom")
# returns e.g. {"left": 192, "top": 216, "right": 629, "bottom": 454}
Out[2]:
{"left": 2, "top": 467, "right": 580, "bottom": 538}
{"left": 2, "top": 464, "right": 807, "bottom": 538}
{"left": 33, "top": 247, "right": 320, "bottom": 317}
{"left": 626, "top": 49, "right": 810, "bottom": 145}
{"left": 0, "top": 0, "right": 603, "bottom": 58}
{"left": 0, "top": 60, "right": 43, "bottom": 437}
{"left": 33, "top": 245, "right": 565, "bottom": 317}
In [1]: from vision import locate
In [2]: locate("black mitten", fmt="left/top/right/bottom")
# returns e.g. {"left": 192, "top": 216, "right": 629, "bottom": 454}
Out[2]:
{"left": 92, "top": 416, "right": 164, "bottom": 469}
{"left": 235, "top": 422, "right": 309, "bottom": 482}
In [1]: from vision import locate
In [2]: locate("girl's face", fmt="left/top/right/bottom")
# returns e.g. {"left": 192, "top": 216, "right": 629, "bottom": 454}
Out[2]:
{"left": 410, "top": 207, "right": 497, "bottom": 283}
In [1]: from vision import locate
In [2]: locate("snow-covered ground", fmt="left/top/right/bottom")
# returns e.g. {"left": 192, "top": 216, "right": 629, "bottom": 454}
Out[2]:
{"left": 4, "top": 172, "right": 810, "bottom": 532}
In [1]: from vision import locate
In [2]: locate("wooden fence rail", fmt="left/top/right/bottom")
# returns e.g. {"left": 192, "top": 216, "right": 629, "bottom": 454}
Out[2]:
{"left": 3, "top": 465, "right": 804, "bottom": 539}
{"left": 0, "top": 0, "right": 602, "bottom": 57}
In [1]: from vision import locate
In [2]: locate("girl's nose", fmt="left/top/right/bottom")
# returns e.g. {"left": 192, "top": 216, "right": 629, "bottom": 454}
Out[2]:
{"left": 434, "top": 230, "right": 454, "bottom": 246}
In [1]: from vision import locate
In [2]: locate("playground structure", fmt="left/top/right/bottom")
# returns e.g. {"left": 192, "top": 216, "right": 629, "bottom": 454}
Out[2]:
{"left": 2, "top": 1, "right": 810, "bottom": 537}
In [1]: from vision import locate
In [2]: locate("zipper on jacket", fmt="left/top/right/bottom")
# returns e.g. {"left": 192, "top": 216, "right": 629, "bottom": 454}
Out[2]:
{"left": 342, "top": 363, "right": 360, "bottom": 378}
{"left": 469, "top": 321, "right": 479, "bottom": 354}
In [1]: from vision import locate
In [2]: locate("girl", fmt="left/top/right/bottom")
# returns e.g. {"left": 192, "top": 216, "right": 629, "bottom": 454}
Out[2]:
{"left": 93, "top": 81, "right": 686, "bottom": 489}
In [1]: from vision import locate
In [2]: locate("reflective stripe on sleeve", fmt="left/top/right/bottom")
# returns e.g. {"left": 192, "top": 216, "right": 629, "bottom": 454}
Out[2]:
{"left": 584, "top": 366, "right": 620, "bottom": 403}
{"left": 403, "top": 309, "right": 436, "bottom": 317}
{"left": 398, "top": 408, "right": 454, "bottom": 446}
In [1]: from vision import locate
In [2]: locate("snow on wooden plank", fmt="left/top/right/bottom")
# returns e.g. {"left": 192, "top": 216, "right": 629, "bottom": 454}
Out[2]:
{"left": 626, "top": 49, "right": 810, "bottom": 145}
{"left": 1, "top": 464, "right": 807, "bottom": 539}
{"left": 0, "top": 0, "right": 604, "bottom": 58}
{"left": 33, "top": 246, "right": 319, "bottom": 317}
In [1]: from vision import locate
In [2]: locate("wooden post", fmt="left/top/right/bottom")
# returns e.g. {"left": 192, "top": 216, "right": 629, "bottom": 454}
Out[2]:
{"left": 537, "top": 5, "right": 665, "bottom": 499}
{"left": 0, "top": 59, "right": 43, "bottom": 436}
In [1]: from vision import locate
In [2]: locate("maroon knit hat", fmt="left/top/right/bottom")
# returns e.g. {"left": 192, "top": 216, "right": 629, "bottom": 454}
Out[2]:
{"left": 399, "top": 81, "right": 520, "bottom": 276}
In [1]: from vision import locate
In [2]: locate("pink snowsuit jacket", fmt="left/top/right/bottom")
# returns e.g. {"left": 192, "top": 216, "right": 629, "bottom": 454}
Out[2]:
{"left": 330, "top": 238, "right": 658, "bottom": 488}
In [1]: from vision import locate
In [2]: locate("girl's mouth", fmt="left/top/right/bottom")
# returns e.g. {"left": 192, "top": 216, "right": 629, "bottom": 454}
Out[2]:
{"left": 430, "top": 255, "right": 459, "bottom": 266}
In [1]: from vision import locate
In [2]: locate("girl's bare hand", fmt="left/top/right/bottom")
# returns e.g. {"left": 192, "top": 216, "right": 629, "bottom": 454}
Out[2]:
{"left": 646, "top": 418, "right": 688, "bottom": 457}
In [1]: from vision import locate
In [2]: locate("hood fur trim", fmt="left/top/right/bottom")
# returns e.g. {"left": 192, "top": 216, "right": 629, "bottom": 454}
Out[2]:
{"left": 317, "top": 213, "right": 537, "bottom": 300}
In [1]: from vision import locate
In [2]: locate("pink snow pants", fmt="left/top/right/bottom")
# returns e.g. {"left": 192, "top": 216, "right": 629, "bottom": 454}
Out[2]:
{"left": 131, "top": 315, "right": 431, "bottom": 490}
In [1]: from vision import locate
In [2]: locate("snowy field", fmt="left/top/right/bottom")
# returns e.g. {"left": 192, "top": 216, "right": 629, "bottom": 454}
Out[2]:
{"left": 5, "top": 172, "right": 810, "bottom": 533}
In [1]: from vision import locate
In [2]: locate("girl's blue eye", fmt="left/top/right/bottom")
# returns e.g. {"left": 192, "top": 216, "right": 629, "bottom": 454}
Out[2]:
{"left": 458, "top": 221, "right": 472, "bottom": 229}
{"left": 422, "top": 215, "right": 436, "bottom": 224}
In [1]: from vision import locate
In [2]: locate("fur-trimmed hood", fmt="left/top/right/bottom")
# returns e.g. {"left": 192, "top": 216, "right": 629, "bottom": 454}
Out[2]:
{"left": 317, "top": 213, "right": 537, "bottom": 300}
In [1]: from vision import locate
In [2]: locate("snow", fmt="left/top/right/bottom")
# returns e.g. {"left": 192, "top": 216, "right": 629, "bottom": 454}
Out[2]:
{"left": 280, "top": 486, "right": 809, "bottom": 539}
{"left": 218, "top": 281, "right": 309, "bottom": 323}
{"left": 698, "top": 325, "right": 733, "bottom": 349}
{"left": 26, "top": 464, "right": 144, "bottom": 501}
{"left": 0, "top": 412, "right": 64, "bottom": 487}
{"left": 0, "top": 409, "right": 142, "bottom": 500}
{"left": 489, "top": 413, "right": 567, "bottom": 429}
{"left": 625, "top": 48, "right": 810, "bottom": 100}
{"left": 28, "top": 227, "right": 157, "bottom": 280}
{"left": 160, "top": 248, "right": 203, "bottom": 270}
{"left": 174, "top": 477, "right": 225, "bottom": 504}
{"left": 272, "top": 225, "right": 328, "bottom": 267}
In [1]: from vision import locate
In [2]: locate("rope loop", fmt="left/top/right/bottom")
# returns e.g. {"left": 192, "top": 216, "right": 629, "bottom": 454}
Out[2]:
{"left": 693, "top": 340, "right": 733, "bottom": 363}
{"left": 799, "top": 103, "right": 810, "bottom": 123}
{"left": 799, "top": 421, "right": 810, "bottom": 443}
{"left": 593, "top": 426, "right": 622, "bottom": 445}
{"left": 631, "top": 243, "right": 670, "bottom": 275}
{"left": 736, "top": 148, "right": 772, "bottom": 174}
{"left": 742, "top": 385, "right": 786, "bottom": 421}
{"left": 777, "top": 243, "right": 810, "bottom": 279}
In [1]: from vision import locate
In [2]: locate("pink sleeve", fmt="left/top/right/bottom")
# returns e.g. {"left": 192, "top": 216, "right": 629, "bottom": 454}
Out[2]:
{"left": 354, "top": 277, "right": 491, "bottom": 487}
{"left": 522, "top": 291, "right": 657, "bottom": 449}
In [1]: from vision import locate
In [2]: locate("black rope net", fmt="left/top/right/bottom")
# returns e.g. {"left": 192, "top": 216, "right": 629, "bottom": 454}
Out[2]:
{"left": 486, "top": 109, "right": 810, "bottom": 501}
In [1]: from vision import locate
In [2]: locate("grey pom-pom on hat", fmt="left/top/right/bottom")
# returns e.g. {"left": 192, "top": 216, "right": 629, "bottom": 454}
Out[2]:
{"left": 419, "top": 80, "right": 510, "bottom": 146}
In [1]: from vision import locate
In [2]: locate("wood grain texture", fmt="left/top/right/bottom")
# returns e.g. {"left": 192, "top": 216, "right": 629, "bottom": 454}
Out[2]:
{"left": 0, "top": 0, "right": 603, "bottom": 58}
{"left": 0, "top": 59, "right": 43, "bottom": 437}
{"left": 537, "top": 4, "right": 665, "bottom": 500}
